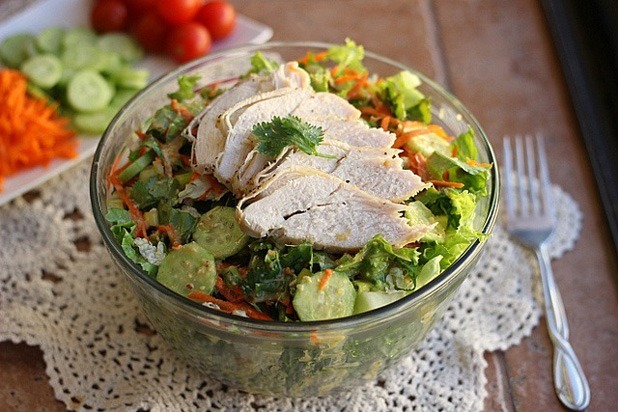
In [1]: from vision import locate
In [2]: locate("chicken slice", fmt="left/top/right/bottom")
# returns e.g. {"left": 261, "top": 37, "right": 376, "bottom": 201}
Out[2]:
{"left": 237, "top": 169, "right": 432, "bottom": 253}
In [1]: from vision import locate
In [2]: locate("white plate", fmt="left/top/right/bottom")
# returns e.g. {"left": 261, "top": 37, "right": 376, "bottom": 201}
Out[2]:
{"left": 0, "top": 0, "right": 273, "bottom": 206}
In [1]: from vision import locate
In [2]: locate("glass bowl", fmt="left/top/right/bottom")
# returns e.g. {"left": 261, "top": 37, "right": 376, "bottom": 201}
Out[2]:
{"left": 90, "top": 41, "right": 499, "bottom": 397}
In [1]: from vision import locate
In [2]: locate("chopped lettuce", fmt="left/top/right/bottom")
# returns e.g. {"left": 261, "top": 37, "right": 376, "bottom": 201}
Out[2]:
{"left": 247, "top": 51, "right": 279, "bottom": 75}
{"left": 426, "top": 151, "right": 491, "bottom": 196}
{"left": 335, "top": 235, "right": 420, "bottom": 291}
{"left": 325, "top": 38, "right": 366, "bottom": 76}
{"left": 378, "top": 70, "right": 431, "bottom": 123}
{"left": 167, "top": 74, "right": 200, "bottom": 101}
{"left": 105, "top": 208, "right": 160, "bottom": 276}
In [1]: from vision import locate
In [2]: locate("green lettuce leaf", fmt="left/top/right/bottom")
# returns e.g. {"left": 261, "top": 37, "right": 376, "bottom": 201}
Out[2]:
{"left": 378, "top": 70, "right": 431, "bottom": 122}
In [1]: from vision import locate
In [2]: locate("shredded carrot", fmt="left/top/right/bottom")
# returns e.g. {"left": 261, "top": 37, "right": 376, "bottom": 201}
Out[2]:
{"left": 466, "top": 158, "right": 492, "bottom": 168}
{"left": 214, "top": 276, "right": 245, "bottom": 303}
{"left": 187, "top": 291, "right": 272, "bottom": 321}
{"left": 157, "top": 224, "right": 182, "bottom": 249}
{"left": 108, "top": 172, "right": 148, "bottom": 238}
{"left": 205, "top": 173, "right": 226, "bottom": 194}
{"left": 170, "top": 99, "right": 194, "bottom": 123}
{"left": 0, "top": 69, "right": 77, "bottom": 191}
{"left": 318, "top": 268, "right": 334, "bottom": 291}
{"left": 297, "top": 50, "right": 328, "bottom": 66}
{"left": 430, "top": 180, "right": 465, "bottom": 189}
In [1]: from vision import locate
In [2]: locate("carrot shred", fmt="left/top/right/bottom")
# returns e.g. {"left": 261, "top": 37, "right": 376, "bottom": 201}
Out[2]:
{"left": 0, "top": 69, "right": 77, "bottom": 191}
{"left": 430, "top": 180, "right": 465, "bottom": 189}
{"left": 318, "top": 269, "right": 334, "bottom": 291}
{"left": 215, "top": 276, "right": 245, "bottom": 303}
{"left": 188, "top": 291, "right": 272, "bottom": 321}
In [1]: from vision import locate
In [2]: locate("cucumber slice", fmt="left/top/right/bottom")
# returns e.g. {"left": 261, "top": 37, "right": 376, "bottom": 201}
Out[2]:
{"left": 36, "top": 27, "right": 65, "bottom": 54}
{"left": 193, "top": 206, "right": 249, "bottom": 259}
{"left": 97, "top": 33, "right": 143, "bottom": 63}
{"left": 117, "top": 150, "right": 155, "bottom": 183}
{"left": 20, "top": 54, "right": 63, "bottom": 89}
{"left": 156, "top": 242, "right": 217, "bottom": 297}
{"left": 66, "top": 70, "right": 114, "bottom": 112}
{"left": 62, "top": 27, "right": 97, "bottom": 49}
{"left": 110, "top": 88, "right": 139, "bottom": 110}
{"left": 353, "top": 290, "right": 408, "bottom": 315}
{"left": 293, "top": 270, "right": 356, "bottom": 321}
{"left": 72, "top": 107, "right": 117, "bottom": 135}
{"left": 109, "top": 66, "right": 149, "bottom": 89}
{"left": 61, "top": 45, "right": 109, "bottom": 71}
{"left": 0, "top": 33, "right": 37, "bottom": 68}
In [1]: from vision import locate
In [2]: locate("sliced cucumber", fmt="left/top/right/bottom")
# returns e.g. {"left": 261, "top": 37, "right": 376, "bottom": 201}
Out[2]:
{"left": 20, "top": 54, "right": 63, "bottom": 89}
{"left": 36, "top": 27, "right": 65, "bottom": 54}
{"left": 110, "top": 88, "right": 139, "bottom": 110}
{"left": 72, "top": 107, "right": 117, "bottom": 135}
{"left": 293, "top": 270, "right": 357, "bottom": 321}
{"left": 193, "top": 206, "right": 250, "bottom": 259}
{"left": 66, "top": 70, "right": 114, "bottom": 112}
{"left": 117, "top": 150, "right": 156, "bottom": 183}
{"left": 353, "top": 290, "right": 408, "bottom": 315}
{"left": 62, "top": 27, "right": 97, "bottom": 49}
{"left": 109, "top": 66, "right": 149, "bottom": 90}
{"left": 156, "top": 242, "right": 217, "bottom": 297}
{"left": 61, "top": 45, "right": 109, "bottom": 71}
{"left": 0, "top": 33, "right": 37, "bottom": 68}
{"left": 97, "top": 33, "right": 143, "bottom": 63}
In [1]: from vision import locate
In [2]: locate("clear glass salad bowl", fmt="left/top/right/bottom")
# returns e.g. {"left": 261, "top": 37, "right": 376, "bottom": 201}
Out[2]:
{"left": 90, "top": 41, "right": 499, "bottom": 397}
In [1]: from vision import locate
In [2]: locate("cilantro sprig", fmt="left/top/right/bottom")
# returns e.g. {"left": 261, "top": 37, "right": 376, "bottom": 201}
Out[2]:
{"left": 252, "top": 115, "right": 325, "bottom": 158}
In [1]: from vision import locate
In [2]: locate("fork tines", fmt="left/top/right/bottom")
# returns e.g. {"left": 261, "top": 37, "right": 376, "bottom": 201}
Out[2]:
{"left": 503, "top": 134, "right": 555, "bottom": 220}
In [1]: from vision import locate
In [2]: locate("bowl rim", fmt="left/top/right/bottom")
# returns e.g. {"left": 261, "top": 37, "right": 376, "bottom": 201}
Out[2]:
{"left": 90, "top": 40, "right": 500, "bottom": 333}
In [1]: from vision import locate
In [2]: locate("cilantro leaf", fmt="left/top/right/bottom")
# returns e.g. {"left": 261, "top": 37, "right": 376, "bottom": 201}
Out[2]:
{"left": 252, "top": 115, "right": 325, "bottom": 158}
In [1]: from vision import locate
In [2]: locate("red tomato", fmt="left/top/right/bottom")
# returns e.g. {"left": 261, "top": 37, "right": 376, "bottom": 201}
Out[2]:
{"left": 195, "top": 1, "right": 236, "bottom": 40}
{"left": 132, "top": 11, "right": 169, "bottom": 53}
{"left": 165, "top": 22, "right": 212, "bottom": 63}
{"left": 125, "top": 0, "right": 156, "bottom": 16}
{"left": 156, "top": 0, "right": 201, "bottom": 26}
{"left": 91, "top": 0, "right": 129, "bottom": 33}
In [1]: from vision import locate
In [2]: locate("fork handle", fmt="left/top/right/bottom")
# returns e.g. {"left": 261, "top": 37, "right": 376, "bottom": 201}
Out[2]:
{"left": 536, "top": 245, "right": 591, "bottom": 410}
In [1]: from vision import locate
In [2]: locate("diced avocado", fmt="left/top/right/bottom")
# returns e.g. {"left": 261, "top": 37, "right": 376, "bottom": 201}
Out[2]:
{"left": 353, "top": 290, "right": 408, "bottom": 315}
{"left": 193, "top": 206, "right": 250, "bottom": 259}
{"left": 406, "top": 132, "right": 451, "bottom": 158}
{"left": 156, "top": 242, "right": 216, "bottom": 297}
{"left": 293, "top": 270, "right": 356, "bottom": 321}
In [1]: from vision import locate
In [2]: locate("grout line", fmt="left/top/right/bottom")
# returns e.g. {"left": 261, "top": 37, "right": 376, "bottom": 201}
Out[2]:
{"left": 492, "top": 352, "right": 517, "bottom": 412}
{"left": 419, "top": 0, "right": 451, "bottom": 88}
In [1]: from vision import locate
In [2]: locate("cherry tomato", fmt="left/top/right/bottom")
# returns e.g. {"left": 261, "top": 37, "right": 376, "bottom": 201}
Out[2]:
{"left": 125, "top": 0, "right": 156, "bottom": 17}
{"left": 91, "top": 0, "right": 129, "bottom": 33}
{"left": 165, "top": 22, "right": 212, "bottom": 63}
{"left": 132, "top": 11, "right": 169, "bottom": 53}
{"left": 156, "top": 0, "right": 201, "bottom": 26}
{"left": 195, "top": 1, "right": 236, "bottom": 40}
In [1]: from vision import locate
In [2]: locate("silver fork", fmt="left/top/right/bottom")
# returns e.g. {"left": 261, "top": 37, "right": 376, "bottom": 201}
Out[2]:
{"left": 503, "top": 134, "right": 590, "bottom": 411}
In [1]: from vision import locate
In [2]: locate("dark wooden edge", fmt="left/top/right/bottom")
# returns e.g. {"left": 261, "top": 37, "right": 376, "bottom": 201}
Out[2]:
{"left": 540, "top": 0, "right": 618, "bottom": 260}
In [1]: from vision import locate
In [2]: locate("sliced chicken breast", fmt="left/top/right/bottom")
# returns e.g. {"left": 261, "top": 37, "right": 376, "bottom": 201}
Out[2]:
{"left": 188, "top": 76, "right": 274, "bottom": 174}
{"left": 214, "top": 87, "right": 315, "bottom": 189}
{"left": 252, "top": 142, "right": 429, "bottom": 202}
{"left": 237, "top": 169, "right": 432, "bottom": 252}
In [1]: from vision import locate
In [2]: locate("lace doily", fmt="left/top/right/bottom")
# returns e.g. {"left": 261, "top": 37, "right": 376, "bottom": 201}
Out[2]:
{"left": 0, "top": 156, "right": 582, "bottom": 411}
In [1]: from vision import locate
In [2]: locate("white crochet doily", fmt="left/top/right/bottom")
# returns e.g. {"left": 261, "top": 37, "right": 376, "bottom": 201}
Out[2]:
{"left": 0, "top": 158, "right": 582, "bottom": 412}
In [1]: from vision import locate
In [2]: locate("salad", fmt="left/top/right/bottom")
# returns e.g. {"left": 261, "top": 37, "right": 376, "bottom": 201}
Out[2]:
{"left": 105, "top": 40, "right": 491, "bottom": 322}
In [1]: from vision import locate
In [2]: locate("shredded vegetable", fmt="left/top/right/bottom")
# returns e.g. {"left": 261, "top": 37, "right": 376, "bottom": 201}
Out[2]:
{"left": 0, "top": 69, "right": 77, "bottom": 191}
